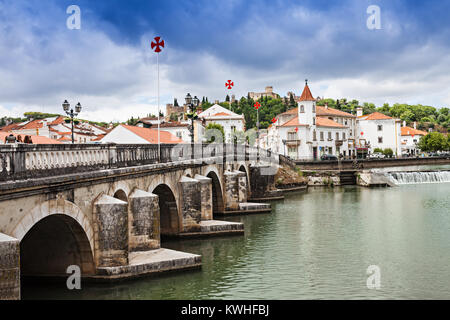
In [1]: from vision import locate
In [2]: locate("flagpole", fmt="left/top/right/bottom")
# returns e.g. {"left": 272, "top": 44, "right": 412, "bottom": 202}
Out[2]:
{"left": 157, "top": 51, "right": 160, "bottom": 160}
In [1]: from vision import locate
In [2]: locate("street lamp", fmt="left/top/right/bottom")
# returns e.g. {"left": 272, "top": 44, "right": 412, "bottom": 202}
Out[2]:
{"left": 185, "top": 93, "right": 199, "bottom": 144}
{"left": 62, "top": 100, "right": 82, "bottom": 144}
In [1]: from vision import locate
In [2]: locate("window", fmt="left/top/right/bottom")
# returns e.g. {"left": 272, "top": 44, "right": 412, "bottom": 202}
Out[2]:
{"left": 313, "top": 130, "right": 317, "bottom": 141}
{"left": 320, "top": 131, "right": 324, "bottom": 141}
{"left": 378, "top": 125, "right": 383, "bottom": 131}
{"left": 336, "top": 132, "right": 339, "bottom": 140}
{"left": 378, "top": 137, "right": 383, "bottom": 143}
{"left": 343, "top": 132, "right": 346, "bottom": 140}
{"left": 300, "top": 105, "right": 305, "bottom": 113}
{"left": 345, "top": 120, "right": 348, "bottom": 125}
{"left": 312, "top": 103, "right": 316, "bottom": 113}
{"left": 176, "top": 131, "right": 182, "bottom": 138}
{"left": 350, "top": 129, "right": 353, "bottom": 136}
{"left": 313, "top": 117, "right": 316, "bottom": 125}
{"left": 328, "top": 132, "right": 332, "bottom": 140}
{"left": 231, "top": 126, "right": 236, "bottom": 132}
{"left": 288, "top": 132, "right": 297, "bottom": 140}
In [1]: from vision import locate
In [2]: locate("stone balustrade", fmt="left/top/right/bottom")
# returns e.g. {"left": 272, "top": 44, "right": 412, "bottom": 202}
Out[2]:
{"left": 0, "top": 143, "right": 276, "bottom": 182}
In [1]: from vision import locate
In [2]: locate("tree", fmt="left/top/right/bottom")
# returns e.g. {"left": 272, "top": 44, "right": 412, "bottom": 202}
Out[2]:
{"left": 373, "top": 148, "right": 383, "bottom": 153}
{"left": 225, "top": 95, "right": 230, "bottom": 102}
{"left": 289, "top": 93, "right": 296, "bottom": 108}
{"left": 205, "top": 123, "right": 225, "bottom": 143}
{"left": 174, "top": 98, "right": 179, "bottom": 107}
{"left": 418, "top": 132, "right": 448, "bottom": 152}
{"left": 383, "top": 148, "right": 394, "bottom": 158}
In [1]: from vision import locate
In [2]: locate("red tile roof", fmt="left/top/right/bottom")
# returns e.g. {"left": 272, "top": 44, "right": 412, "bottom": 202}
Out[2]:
{"left": 401, "top": 126, "right": 427, "bottom": 136}
{"left": 19, "top": 119, "right": 44, "bottom": 129}
{"left": 316, "top": 117, "right": 345, "bottom": 128}
{"left": 359, "top": 112, "right": 392, "bottom": 120}
{"left": 48, "top": 116, "right": 65, "bottom": 126}
{"left": 0, "top": 123, "right": 22, "bottom": 131}
{"left": 57, "top": 136, "right": 72, "bottom": 141}
{"left": 280, "top": 116, "right": 307, "bottom": 127}
{"left": 122, "top": 125, "right": 183, "bottom": 144}
{"left": 0, "top": 132, "right": 62, "bottom": 144}
{"left": 91, "top": 134, "right": 105, "bottom": 141}
{"left": 316, "top": 106, "right": 355, "bottom": 118}
{"left": 280, "top": 116, "right": 344, "bottom": 128}
{"left": 299, "top": 84, "right": 315, "bottom": 101}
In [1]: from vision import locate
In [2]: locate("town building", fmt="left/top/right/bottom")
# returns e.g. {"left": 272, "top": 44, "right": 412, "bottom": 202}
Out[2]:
{"left": 99, "top": 124, "right": 183, "bottom": 144}
{"left": 400, "top": 121, "right": 427, "bottom": 155}
{"left": 356, "top": 109, "right": 402, "bottom": 156}
{"left": 0, "top": 132, "right": 62, "bottom": 144}
{"left": 197, "top": 104, "right": 245, "bottom": 143}
{"left": 265, "top": 81, "right": 355, "bottom": 160}
{"left": 248, "top": 86, "right": 279, "bottom": 100}
{"left": 0, "top": 116, "right": 109, "bottom": 143}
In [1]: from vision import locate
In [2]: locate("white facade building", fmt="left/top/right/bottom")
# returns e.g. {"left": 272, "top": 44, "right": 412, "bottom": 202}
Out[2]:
{"left": 265, "top": 82, "right": 355, "bottom": 160}
{"left": 356, "top": 109, "right": 402, "bottom": 156}
{"left": 198, "top": 104, "right": 245, "bottom": 143}
{"left": 400, "top": 122, "right": 427, "bottom": 155}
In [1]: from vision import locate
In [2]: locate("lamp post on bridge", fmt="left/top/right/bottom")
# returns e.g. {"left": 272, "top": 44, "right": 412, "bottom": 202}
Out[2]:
{"left": 185, "top": 93, "right": 200, "bottom": 144}
{"left": 62, "top": 100, "right": 82, "bottom": 144}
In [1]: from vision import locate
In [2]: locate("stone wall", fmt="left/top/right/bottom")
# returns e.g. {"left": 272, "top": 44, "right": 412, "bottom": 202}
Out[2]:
{"left": 0, "top": 233, "right": 20, "bottom": 300}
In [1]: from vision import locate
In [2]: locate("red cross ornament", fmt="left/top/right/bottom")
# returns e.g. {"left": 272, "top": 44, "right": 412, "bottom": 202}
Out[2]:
{"left": 225, "top": 80, "right": 234, "bottom": 89}
{"left": 271, "top": 117, "right": 277, "bottom": 123}
{"left": 254, "top": 102, "right": 260, "bottom": 110}
{"left": 295, "top": 127, "right": 298, "bottom": 132}
{"left": 151, "top": 36, "right": 165, "bottom": 53}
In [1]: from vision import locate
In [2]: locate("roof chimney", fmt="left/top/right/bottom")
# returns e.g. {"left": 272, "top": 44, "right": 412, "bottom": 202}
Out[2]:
{"left": 356, "top": 107, "right": 363, "bottom": 117}
{"left": 413, "top": 121, "right": 417, "bottom": 129}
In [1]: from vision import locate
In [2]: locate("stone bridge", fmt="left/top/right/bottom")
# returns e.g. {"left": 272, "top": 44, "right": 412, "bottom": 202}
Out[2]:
{"left": 0, "top": 143, "right": 278, "bottom": 299}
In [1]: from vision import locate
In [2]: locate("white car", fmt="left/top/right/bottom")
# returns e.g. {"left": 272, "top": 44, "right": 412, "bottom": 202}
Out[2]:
{"left": 369, "top": 152, "right": 385, "bottom": 159}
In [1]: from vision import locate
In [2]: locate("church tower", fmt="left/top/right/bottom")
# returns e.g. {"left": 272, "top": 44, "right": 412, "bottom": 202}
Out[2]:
{"left": 297, "top": 80, "right": 316, "bottom": 127}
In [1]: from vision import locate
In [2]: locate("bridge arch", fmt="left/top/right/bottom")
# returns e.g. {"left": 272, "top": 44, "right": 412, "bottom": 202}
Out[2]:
{"left": 11, "top": 199, "right": 94, "bottom": 253}
{"left": 12, "top": 199, "right": 95, "bottom": 279}
{"left": 113, "top": 189, "right": 128, "bottom": 202}
{"left": 20, "top": 214, "right": 95, "bottom": 277}
{"left": 206, "top": 171, "right": 225, "bottom": 216}
{"left": 151, "top": 184, "right": 179, "bottom": 236}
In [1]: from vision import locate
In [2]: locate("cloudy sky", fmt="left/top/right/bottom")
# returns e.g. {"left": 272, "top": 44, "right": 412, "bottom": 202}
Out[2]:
{"left": 1, "top": 0, "right": 450, "bottom": 122}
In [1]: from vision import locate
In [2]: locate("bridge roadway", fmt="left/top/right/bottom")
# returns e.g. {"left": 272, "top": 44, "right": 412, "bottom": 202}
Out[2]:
{"left": 0, "top": 143, "right": 278, "bottom": 299}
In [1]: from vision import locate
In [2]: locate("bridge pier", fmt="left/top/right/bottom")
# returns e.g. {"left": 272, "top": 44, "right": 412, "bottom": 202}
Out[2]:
{"left": 128, "top": 189, "right": 160, "bottom": 252}
{"left": 93, "top": 195, "right": 129, "bottom": 267}
{"left": 194, "top": 174, "right": 213, "bottom": 220}
{"left": 0, "top": 233, "right": 20, "bottom": 300}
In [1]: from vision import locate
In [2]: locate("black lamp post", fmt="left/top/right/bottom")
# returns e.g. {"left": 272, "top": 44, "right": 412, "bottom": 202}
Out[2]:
{"left": 62, "top": 100, "right": 82, "bottom": 144}
{"left": 185, "top": 93, "right": 200, "bottom": 144}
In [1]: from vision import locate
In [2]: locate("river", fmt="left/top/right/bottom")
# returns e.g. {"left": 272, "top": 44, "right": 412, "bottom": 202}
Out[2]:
{"left": 23, "top": 182, "right": 450, "bottom": 300}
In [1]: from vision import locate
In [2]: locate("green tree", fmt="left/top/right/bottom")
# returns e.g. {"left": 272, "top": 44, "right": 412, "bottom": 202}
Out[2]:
{"left": 174, "top": 98, "right": 179, "bottom": 107}
{"left": 289, "top": 93, "right": 296, "bottom": 108}
{"left": 225, "top": 95, "right": 230, "bottom": 102}
{"left": 418, "top": 132, "right": 448, "bottom": 152}
{"left": 383, "top": 148, "right": 394, "bottom": 157}
{"left": 205, "top": 123, "right": 225, "bottom": 143}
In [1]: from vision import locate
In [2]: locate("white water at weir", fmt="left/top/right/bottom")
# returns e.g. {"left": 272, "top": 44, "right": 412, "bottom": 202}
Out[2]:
{"left": 386, "top": 171, "right": 450, "bottom": 185}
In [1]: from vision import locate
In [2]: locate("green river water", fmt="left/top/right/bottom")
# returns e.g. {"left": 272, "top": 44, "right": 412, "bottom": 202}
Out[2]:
{"left": 23, "top": 182, "right": 450, "bottom": 300}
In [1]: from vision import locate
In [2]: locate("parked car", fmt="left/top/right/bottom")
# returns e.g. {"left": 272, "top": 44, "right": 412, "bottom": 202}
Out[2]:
{"left": 428, "top": 152, "right": 440, "bottom": 157}
{"left": 368, "top": 152, "right": 385, "bottom": 159}
{"left": 321, "top": 154, "right": 338, "bottom": 161}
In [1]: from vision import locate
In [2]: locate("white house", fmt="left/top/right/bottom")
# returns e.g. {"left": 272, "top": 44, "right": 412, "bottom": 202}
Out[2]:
{"left": 197, "top": 104, "right": 245, "bottom": 143}
{"left": 356, "top": 109, "right": 402, "bottom": 155}
{"left": 400, "top": 122, "right": 427, "bottom": 155}
{"left": 265, "top": 81, "right": 354, "bottom": 160}
{"left": 99, "top": 124, "right": 183, "bottom": 144}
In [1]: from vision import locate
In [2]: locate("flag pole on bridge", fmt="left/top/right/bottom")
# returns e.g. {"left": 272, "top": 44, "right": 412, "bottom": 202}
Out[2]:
{"left": 151, "top": 36, "right": 165, "bottom": 160}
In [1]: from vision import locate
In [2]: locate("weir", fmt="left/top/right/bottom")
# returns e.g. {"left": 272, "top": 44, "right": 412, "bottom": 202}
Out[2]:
{"left": 385, "top": 170, "right": 450, "bottom": 185}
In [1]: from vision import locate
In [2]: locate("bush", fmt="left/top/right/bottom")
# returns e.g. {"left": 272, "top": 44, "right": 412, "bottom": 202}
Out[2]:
{"left": 383, "top": 148, "right": 394, "bottom": 157}
{"left": 373, "top": 148, "right": 383, "bottom": 153}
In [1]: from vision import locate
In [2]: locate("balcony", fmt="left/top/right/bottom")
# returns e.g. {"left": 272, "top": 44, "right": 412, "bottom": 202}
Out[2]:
{"left": 282, "top": 139, "right": 301, "bottom": 146}
{"left": 335, "top": 140, "right": 343, "bottom": 147}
